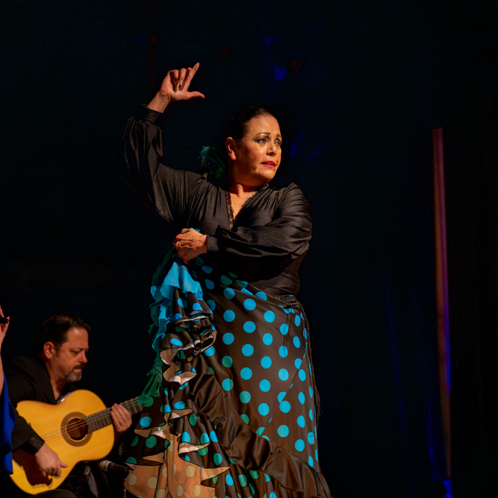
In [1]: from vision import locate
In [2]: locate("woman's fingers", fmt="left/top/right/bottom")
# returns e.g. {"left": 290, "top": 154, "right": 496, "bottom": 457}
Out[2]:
{"left": 178, "top": 68, "right": 187, "bottom": 90}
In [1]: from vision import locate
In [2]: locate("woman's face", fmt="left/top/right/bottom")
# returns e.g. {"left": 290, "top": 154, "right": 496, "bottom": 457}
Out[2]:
{"left": 226, "top": 114, "right": 282, "bottom": 187}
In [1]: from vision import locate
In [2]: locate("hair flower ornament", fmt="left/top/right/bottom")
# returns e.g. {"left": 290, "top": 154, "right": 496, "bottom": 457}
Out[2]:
{"left": 200, "top": 146, "right": 227, "bottom": 179}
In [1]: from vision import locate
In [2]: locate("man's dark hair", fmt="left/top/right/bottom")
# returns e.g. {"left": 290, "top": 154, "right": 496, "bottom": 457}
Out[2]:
{"left": 36, "top": 311, "right": 91, "bottom": 352}
{"left": 224, "top": 105, "right": 278, "bottom": 142}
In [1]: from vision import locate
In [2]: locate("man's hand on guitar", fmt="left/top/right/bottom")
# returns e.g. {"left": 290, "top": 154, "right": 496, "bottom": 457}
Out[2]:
{"left": 111, "top": 403, "right": 132, "bottom": 438}
{"left": 35, "top": 443, "right": 68, "bottom": 478}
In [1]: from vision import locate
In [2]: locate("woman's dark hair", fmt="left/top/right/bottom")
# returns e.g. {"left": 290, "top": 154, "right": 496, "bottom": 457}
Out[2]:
{"left": 36, "top": 311, "right": 91, "bottom": 352}
{"left": 224, "top": 105, "right": 278, "bottom": 141}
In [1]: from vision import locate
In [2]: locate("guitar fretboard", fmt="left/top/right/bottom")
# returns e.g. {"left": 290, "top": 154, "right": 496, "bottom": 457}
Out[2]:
{"left": 84, "top": 398, "right": 143, "bottom": 434}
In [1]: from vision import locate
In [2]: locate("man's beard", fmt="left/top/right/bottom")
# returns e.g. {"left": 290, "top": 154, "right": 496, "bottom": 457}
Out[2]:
{"left": 65, "top": 364, "right": 84, "bottom": 383}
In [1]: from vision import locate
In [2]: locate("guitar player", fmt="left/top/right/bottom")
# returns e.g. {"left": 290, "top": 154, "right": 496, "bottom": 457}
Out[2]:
{"left": 2, "top": 311, "right": 132, "bottom": 498}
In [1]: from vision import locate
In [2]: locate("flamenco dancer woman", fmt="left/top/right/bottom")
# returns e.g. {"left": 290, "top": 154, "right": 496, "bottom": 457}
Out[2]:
{"left": 120, "top": 62, "right": 332, "bottom": 498}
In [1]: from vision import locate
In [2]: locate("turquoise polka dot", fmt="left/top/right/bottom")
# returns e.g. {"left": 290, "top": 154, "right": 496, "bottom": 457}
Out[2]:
{"left": 241, "top": 414, "right": 249, "bottom": 424}
{"left": 198, "top": 447, "right": 208, "bottom": 456}
{"left": 280, "top": 324, "right": 289, "bottom": 335}
{"left": 315, "top": 449, "right": 319, "bottom": 461}
{"left": 182, "top": 432, "right": 191, "bottom": 443}
{"left": 183, "top": 455, "right": 190, "bottom": 461}
{"left": 270, "top": 493, "right": 276, "bottom": 498}
{"left": 174, "top": 401, "right": 185, "bottom": 409}
{"left": 295, "top": 315, "right": 301, "bottom": 326}
{"left": 200, "top": 433, "right": 210, "bottom": 444}
{"left": 174, "top": 313, "right": 182, "bottom": 320}
{"left": 279, "top": 346, "right": 288, "bottom": 358}
{"left": 205, "top": 279, "right": 214, "bottom": 289}
{"left": 222, "top": 379, "right": 234, "bottom": 391}
{"left": 263, "top": 333, "right": 273, "bottom": 345}
{"left": 256, "top": 427, "right": 265, "bottom": 435}
{"left": 223, "top": 333, "right": 234, "bottom": 345}
{"left": 222, "top": 356, "right": 233, "bottom": 367}
{"left": 279, "top": 369, "right": 289, "bottom": 381}
{"left": 163, "top": 404, "right": 171, "bottom": 413}
{"left": 278, "top": 392, "right": 286, "bottom": 402}
{"left": 214, "top": 453, "right": 223, "bottom": 465}
{"left": 250, "top": 470, "right": 259, "bottom": 479}
{"left": 241, "top": 288, "right": 253, "bottom": 295}
{"left": 264, "top": 311, "right": 275, "bottom": 323}
{"left": 297, "top": 415, "right": 305, "bottom": 427}
{"left": 242, "top": 344, "right": 254, "bottom": 356}
{"left": 243, "top": 321, "right": 256, "bottom": 333}
{"left": 309, "top": 386, "right": 314, "bottom": 398}
{"left": 238, "top": 475, "right": 248, "bottom": 487}
{"left": 189, "top": 413, "right": 197, "bottom": 425}
{"left": 210, "top": 431, "right": 218, "bottom": 442}
{"left": 204, "top": 346, "right": 215, "bottom": 357}
{"left": 258, "top": 403, "right": 270, "bottom": 416}
{"left": 241, "top": 367, "right": 252, "bottom": 379}
{"left": 260, "top": 380, "right": 271, "bottom": 392}
{"left": 177, "top": 298, "right": 185, "bottom": 308}
{"left": 224, "top": 288, "right": 235, "bottom": 299}
{"left": 293, "top": 336, "right": 301, "bottom": 348}
{"left": 170, "top": 338, "right": 182, "bottom": 346}
{"left": 145, "top": 436, "right": 157, "bottom": 448}
{"left": 226, "top": 474, "right": 234, "bottom": 486}
{"left": 303, "top": 328, "right": 308, "bottom": 339}
{"left": 126, "top": 457, "right": 137, "bottom": 464}
{"left": 221, "top": 275, "right": 233, "bottom": 285}
{"left": 278, "top": 425, "right": 289, "bottom": 437}
{"left": 140, "top": 416, "right": 151, "bottom": 427}
{"left": 280, "top": 401, "right": 291, "bottom": 413}
{"left": 265, "top": 473, "right": 271, "bottom": 482}
{"left": 240, "top": 391, "right": 251, "bottom": 403}
{"left": 224, "top": 310, "right": 235, "bottom": 322}
{"left": 202, "top": 265, "right": 213, "bottom": 274}
{"left": 237, "top": 280, "right": 248, "bottom": 288}
{"left": 207, "top": 299, "right": 216, "bottom": 310}
{"left": 295, "top": 358, "right": 303, "bottom": 369}
{"left": 192, "top": 302, "right": 202, "bottom": 311}
{"left": 244, "top": 299, "right": 256, "bottom": 310}
{"left": 255, "top": 292, "right": 267, "bottom": 300}
{"left": 295, "top": 439, "right": 305, "bottom": 452}
{"left": 131, "top": 435, "right": 139, "bottom": 447}
{"left": 309, "top": 409, "right": 314, "bottom": 421}
{"left": 298, "top": 392, "right": 305, "bottom": 404}
{"left": 309, "top": 363, "right": 313, "bottom": 375}
{"left": 261, "top": 356, "right": 272, "bottom": 368}
{"left": 308, "top": 456, "right": 314, "bottom": 467}
{"left": 299, "top": 369, "right": 306, "bottom": 381}
{"left": 308, "top": 432, "right": 315, "bottom": 444}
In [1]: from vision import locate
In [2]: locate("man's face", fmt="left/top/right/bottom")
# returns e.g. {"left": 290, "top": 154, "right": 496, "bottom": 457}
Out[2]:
{"left": 49, "top": 327, "right": 89, "bottom": 383}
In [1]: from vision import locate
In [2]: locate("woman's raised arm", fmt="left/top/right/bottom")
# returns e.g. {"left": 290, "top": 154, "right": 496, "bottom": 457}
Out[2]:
{"left": 119, "top": 63, "right": 205, "bottom": 228}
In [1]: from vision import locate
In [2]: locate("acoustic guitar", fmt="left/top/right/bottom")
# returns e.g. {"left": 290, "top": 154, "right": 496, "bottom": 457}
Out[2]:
{"left": 10, "top": 389, "right": 142, "bottom": 495}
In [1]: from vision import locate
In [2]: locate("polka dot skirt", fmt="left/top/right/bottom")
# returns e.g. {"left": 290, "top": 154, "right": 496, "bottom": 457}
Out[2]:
{"left": 125, "top": 253, "right": 331, "bottom": 498}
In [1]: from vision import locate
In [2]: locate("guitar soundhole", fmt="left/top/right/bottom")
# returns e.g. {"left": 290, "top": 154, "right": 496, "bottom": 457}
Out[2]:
{"left": 66, "top": 417, "right": 87, "bottom": 440}
{"left": 61, "top": 411, "right": 92, "bottom": 447}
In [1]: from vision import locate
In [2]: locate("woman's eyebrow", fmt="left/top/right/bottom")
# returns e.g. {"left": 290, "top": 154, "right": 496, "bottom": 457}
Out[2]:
{"left": 256, "top": 132, "right": 282, "bottom": 138}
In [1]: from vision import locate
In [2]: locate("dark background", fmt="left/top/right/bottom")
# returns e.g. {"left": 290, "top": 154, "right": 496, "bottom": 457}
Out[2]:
{"left": 1, "top": 1, "right": 497, "bottom": 497}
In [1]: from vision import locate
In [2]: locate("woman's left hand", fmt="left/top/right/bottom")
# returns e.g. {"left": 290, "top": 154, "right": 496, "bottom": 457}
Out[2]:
{"left": 173, "top": 228, "right": 208, "bottom": 265}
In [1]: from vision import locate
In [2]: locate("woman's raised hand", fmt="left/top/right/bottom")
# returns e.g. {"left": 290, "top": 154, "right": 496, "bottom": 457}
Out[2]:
{"left": 173, "top": 228, "right": 208, "bottom": 265}
{"left": 148, "top": 62, "right": 205, "bottom": 113}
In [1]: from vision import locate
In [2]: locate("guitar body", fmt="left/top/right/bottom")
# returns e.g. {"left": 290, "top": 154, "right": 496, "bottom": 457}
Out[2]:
{"left": 11, "top": 390, "right": 114, "bottom": 495}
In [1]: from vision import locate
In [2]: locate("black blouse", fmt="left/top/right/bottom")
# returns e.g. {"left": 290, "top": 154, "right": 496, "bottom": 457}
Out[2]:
{"left": 119, "top": 107, "right": 312, "bottom": 297}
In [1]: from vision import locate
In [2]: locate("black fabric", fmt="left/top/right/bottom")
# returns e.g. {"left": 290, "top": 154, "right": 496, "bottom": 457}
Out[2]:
{"left": 120, "top": 107, "right": 312, "bottom": 297}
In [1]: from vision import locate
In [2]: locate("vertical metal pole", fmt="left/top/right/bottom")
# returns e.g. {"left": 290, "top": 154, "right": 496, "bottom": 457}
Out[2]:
{"left": 432, "top": 127, "right": 451, "bottom": 479}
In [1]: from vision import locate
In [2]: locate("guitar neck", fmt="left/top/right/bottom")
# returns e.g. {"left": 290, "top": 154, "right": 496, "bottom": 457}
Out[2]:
{"left": 85, "top": 397, "right": 143, "bottom": 434}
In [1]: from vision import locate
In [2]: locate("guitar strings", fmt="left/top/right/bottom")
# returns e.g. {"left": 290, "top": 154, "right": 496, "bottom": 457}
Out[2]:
{"left": 40, "top": 400, "right": 142, "bottom": 447}
{"left": 37, "top": 399, "right": 142, "bottom": 445}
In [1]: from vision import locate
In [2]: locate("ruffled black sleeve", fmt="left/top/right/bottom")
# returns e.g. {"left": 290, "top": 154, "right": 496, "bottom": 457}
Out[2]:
{"left": 120, "top": 106, "right": 201, "bottom": 229}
